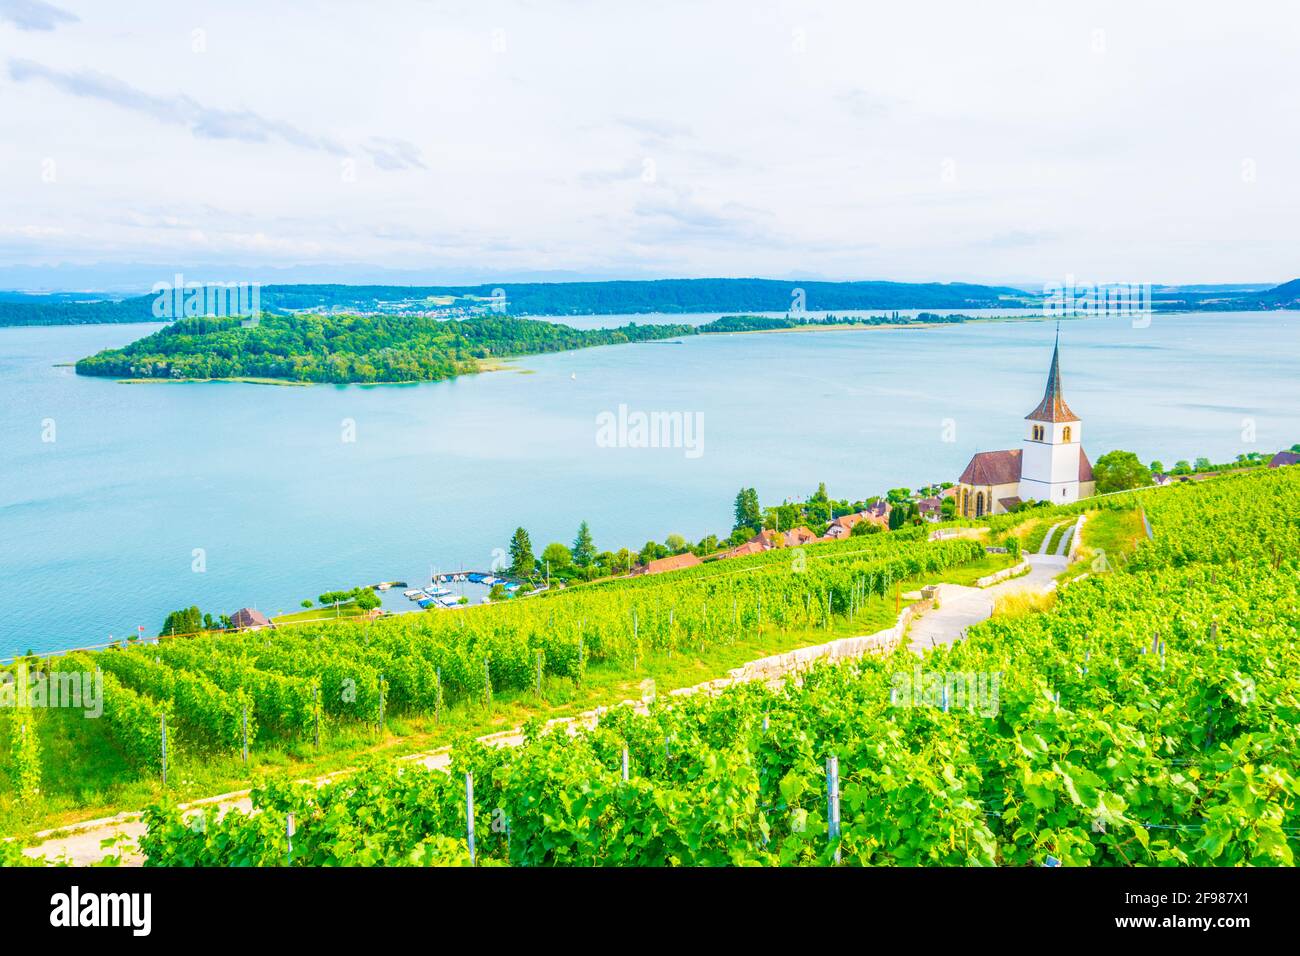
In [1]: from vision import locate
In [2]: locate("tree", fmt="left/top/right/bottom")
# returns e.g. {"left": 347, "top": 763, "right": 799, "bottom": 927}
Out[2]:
{"left": 888, "top": 505, "right": 906, "bottom": 531}
{"left": 160, "top": 605, "right": 203, "bottom": 637}
{"left": 887, "top": 488, "right": 911, "bottom": 505}
{"left": 665, "top": 533, "right": 687, "bottom": 553}
{"left": 1093, "top": 450, "right": 1152, "bottom": 493}
{"left": 1172, "top": 460, "right": 1192, "bottom": 475}
{"left": 1194, "top": 457, "right": 1212, "bottom": 472}
{"left": 352, "top": 588, "right": 380, "bottom": 611}
{"left": 614, "top": 548, "right": 634, "bottom": 574}
{"left": 733, "top": 487, "right": 761, "bottom": 534}
{"left": 941, "top": 498, "right": 956, "bottom": 520}
{"left": 509, "top": 527, "right": 535, "bottom": 578}
{"left": 1149, "top": 460, "right": 1164, "bottom": 475}
{"left": 488, "top": 583, "right": 508, "bottom": 601}
{"left": 850, "top": 520, "right": 882, "bottom": 536}
{"left": 694, "top": 534, "right": 719, "bottom": 555}
{"left": 571, "top": 521, "right": 596, "bottom": 567}
{"left": 639, "top": 540, "right": 666, "bottom": 565}
{"left": 541, "top": 542, "right": 572, "bottom": 571}
{"left": 301, "top": 599, "right": 313, "bottom": 609}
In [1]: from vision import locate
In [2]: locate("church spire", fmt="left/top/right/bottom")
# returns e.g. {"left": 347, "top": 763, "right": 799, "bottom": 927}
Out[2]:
{"left": 1025, "top": 324, "right": 1079, "bottom": 423}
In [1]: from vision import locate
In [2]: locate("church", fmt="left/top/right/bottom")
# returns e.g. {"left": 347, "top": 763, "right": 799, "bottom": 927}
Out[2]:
{"left": 955, "top": 332, "right": 1095, "bottom": 517}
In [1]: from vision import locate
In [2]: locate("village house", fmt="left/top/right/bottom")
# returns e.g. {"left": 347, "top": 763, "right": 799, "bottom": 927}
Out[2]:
{"left": 1268, "top": 451, "right": 1300, "bottom": 469}
{"left": 632, "top": 552, "right": 703, "bottom": 576}
{"left": 916, "top": 496, "right": 944, "bottom": 521}
{"left": 719, "top": 540, "right": 765, "bottom": 559}
{"left": 230, "top": 607, "right": 273, "bottom": 630}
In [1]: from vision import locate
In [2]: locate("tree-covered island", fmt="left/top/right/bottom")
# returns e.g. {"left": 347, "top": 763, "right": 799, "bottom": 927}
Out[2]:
{"left": 74, "top": 313, "right": 698, "bottom": 384}
{"left": 73, "top": 311, "right": 987, "bottom": 385}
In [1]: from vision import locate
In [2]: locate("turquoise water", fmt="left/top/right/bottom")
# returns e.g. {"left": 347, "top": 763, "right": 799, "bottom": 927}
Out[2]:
{"left": 1, "top": 312, "right": 1296, "bottom": 656}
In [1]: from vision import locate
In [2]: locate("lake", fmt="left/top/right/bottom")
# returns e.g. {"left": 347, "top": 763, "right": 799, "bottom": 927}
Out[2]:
{"left": 1, "top": 310, "right": 1296, "bottom": 657}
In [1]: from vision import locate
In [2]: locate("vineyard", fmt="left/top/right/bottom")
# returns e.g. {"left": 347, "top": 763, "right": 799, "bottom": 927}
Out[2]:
{"left": 0, "top": 527, "right": 989, "bottom": 820}
{"left": 138, "top": 467, "right": 1300, "bottom": 866}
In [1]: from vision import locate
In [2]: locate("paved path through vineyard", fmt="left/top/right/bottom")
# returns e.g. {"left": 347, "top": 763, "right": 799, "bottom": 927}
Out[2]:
{"left": 23, "top": 555, "right": 1064, "bottom": 866}
{"left": 905, "top": 554, "right": 1063, "bottom": 654}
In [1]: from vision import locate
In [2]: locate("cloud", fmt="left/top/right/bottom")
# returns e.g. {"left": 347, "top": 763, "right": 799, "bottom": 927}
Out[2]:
{"left": 362, "top": 137, "right": 428, "bottom": 171}
{"left": 0, "top": 0, "right": 77, "bottom": 31}
{"left": 836, "top": 88, "right": 892, "bottom": 120}
{"left": 579, "top": 158, "right": 646, "bottom": 187}
{"left": 612, "top": 115, "right": 694, "bottom": 144}
{"left": 7, "top": 58, "right": 427, "bottom": 169}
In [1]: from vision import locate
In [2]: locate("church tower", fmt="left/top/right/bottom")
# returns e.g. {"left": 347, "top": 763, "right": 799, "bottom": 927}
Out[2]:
{"left": 1018, "top": 329, "right": 1086, "bottom": 504}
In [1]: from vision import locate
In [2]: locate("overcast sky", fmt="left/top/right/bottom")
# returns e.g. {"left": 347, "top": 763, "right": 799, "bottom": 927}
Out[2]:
{"left": 1, "top": 0, "right": 1297, "bottom": 288}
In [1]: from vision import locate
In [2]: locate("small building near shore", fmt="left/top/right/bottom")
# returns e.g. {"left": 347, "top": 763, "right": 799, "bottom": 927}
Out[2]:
{"left": 230, "top": 607, "right": 273, "bottom": 630}
{"left": 1269, "top": 451, "right": 1300, "bottom": 468}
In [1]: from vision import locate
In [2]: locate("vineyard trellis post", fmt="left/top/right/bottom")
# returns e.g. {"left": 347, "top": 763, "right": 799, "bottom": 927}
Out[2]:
{"left": 378, "top": 673, "right": 386, "bottom": 730}
{"left": 286, "top": 812, "right": 295, "bottom": 863}
{"left": 621, "top": 745, "right": 629, "bottom": 782}
{"left": 313, "top": 682, "right": 320, "bottom": 748}
{"left": 160, "top": 713, "right": 168, "bottom": 787}
{"left": 465, "top": 771, "right": 476, "bottom": 866}
{"left": 435, "top": 667, "right": 442, "bottom": 723}
{"left": 826, "top": 754, "right": 841, "bottom": 864}
{"left": 484, "top": 656, "right": 492, "bottom": 709}
{"left": 535, "top": 650, "right": 543, "bottom": 700}
{"left": 241, "top": 705, "right": 248, "bottom": 765}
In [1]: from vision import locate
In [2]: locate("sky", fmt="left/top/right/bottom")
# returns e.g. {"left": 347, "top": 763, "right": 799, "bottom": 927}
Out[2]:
{"left": 1, "top": 0, "right": 1298, "bottom": 290}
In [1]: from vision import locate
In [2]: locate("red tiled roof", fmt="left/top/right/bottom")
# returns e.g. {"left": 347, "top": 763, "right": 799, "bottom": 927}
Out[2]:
{"left": 231, "top": 607, "right": 272, "bottom": 628}
{"left": 722, "top": 541, "right": 765, "bottom": 558}
{"left": 1270, "top": 451, "right": 1300, "bottom": 468}
{"left": 998, "top": 496, "right": 1022, "bottom": 511}
{"left": 959, "top": 449, "right": 1022, "bottom": 486}
{"left": 636, "top": 552, "right": 702, "bottom": 575}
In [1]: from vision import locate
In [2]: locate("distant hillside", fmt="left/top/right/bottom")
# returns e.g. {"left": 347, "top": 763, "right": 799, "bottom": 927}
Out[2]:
{"left": 1256, "top": 278, "right": 1300, "bottom": 307}
{"left": 8, "top": 276, "right": 1298, "bottom": 327}
{"left": 1, "top": 278, "right": 1033, "bottom": 327}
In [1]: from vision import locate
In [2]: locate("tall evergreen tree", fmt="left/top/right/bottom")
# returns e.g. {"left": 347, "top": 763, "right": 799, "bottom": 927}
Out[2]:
{"left": 733, "top": 487, "right": 762, "bottom": 533}
{"left": 888, "top": 503, "right": 906, "bottom": 531}
{"left": 572, "top": 520, "right": 596, "bottom": 567}
{"left": 509, "top": 527, "right": 535, "bottom": 578}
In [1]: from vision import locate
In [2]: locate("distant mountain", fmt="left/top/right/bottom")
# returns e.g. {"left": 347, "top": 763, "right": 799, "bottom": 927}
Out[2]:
{"left": 0, "top": 277, "right": 1035, "bottom": 327}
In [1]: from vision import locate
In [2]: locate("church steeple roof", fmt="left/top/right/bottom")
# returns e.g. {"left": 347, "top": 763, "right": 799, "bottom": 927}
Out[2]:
{"left": 1025, "top": 326, "right": 1079, "bottom": 423}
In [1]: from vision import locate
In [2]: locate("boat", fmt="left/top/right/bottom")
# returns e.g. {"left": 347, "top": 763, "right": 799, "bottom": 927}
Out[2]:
{"left": 417, "top": 598, "right": 435, "bottom": 608}
{"left": 403, "top": 590, "right": 424, "bottom": 599}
